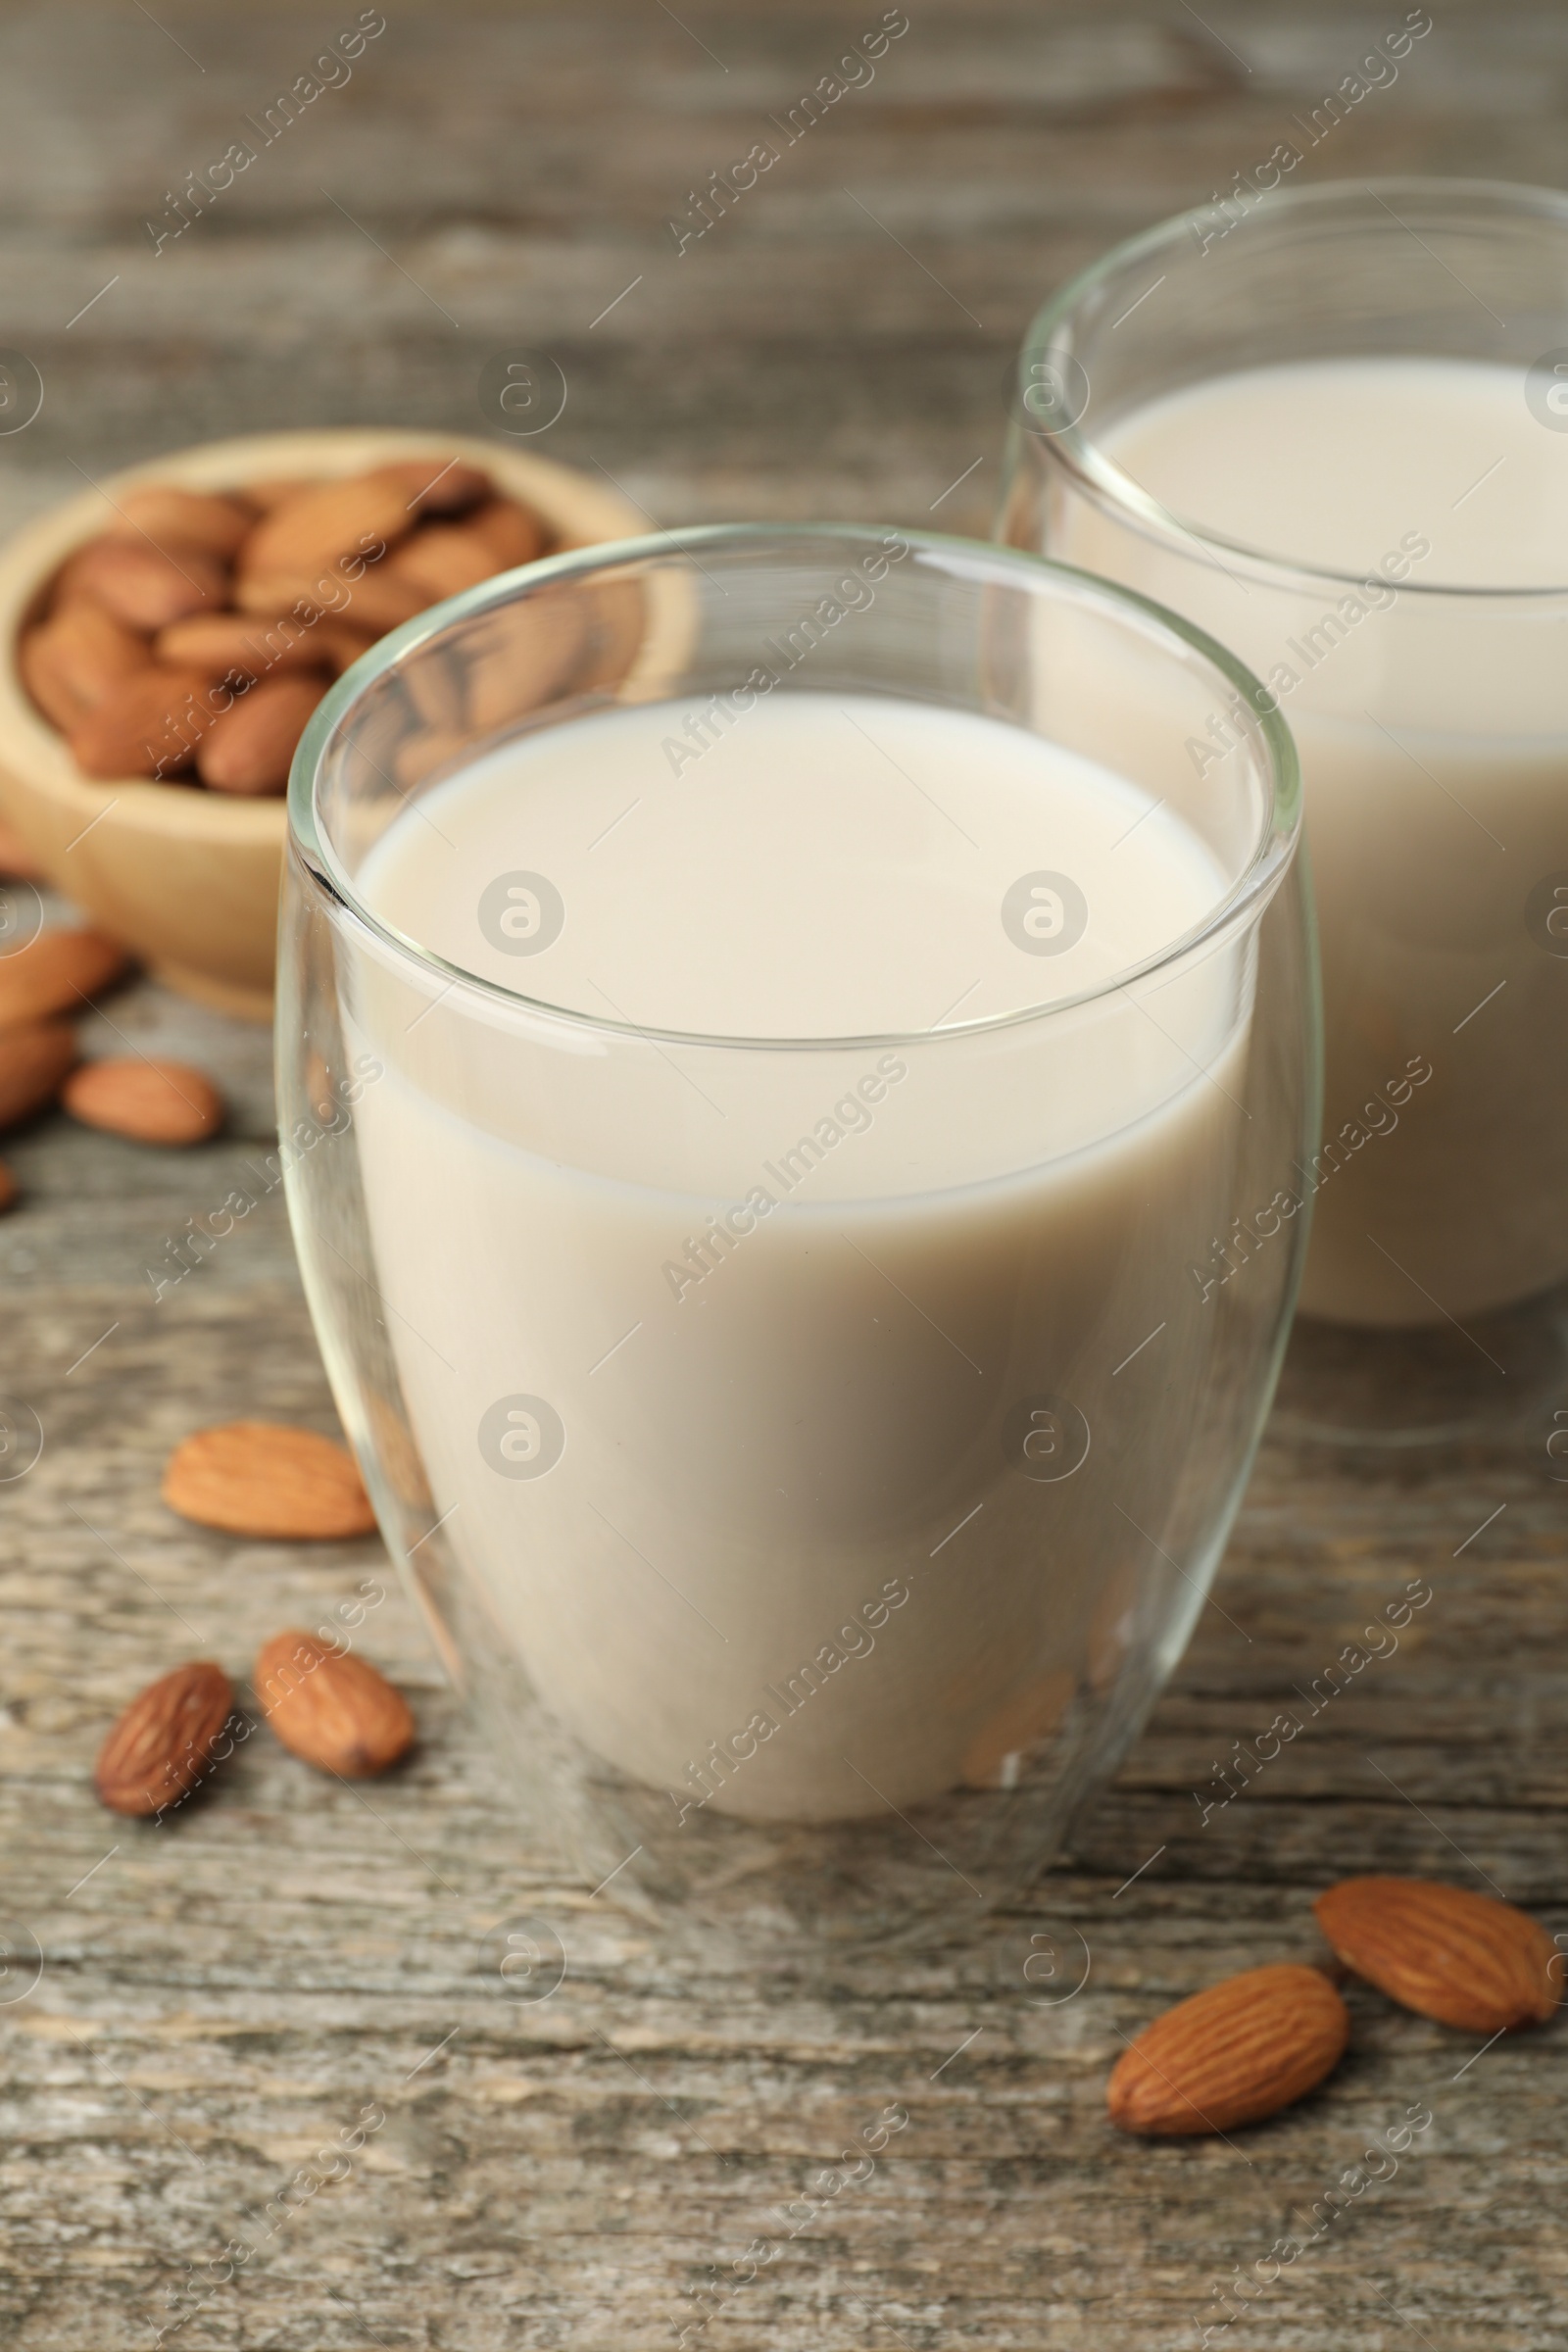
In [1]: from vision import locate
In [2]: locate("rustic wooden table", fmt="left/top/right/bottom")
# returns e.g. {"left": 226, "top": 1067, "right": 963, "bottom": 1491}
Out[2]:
{"left": 3, "top": 4, "right": 1566, "bottom": 2345}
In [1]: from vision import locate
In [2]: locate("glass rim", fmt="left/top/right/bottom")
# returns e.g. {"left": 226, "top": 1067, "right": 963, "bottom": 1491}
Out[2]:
{"left": 1013, "top": 172, "right": 1568, "bottom": 603}
{"left": 287, "top": 520, "right": 1301, "bottom": 1055}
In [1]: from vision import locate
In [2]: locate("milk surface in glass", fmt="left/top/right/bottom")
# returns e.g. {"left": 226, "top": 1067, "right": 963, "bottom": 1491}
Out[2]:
{"left": 1068, "top": 357, "right": 1568, "bottom": 1325}
{"left": 346, "top": 689, "right": 1254, "bottom": 1822}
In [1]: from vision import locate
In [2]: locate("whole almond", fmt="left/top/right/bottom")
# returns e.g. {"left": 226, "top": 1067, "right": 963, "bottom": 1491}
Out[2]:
{"left": 0, "top": 927, "right": 126, "bottom": 1025}
{"left": 64, "top": 1057, "right": 223, "bottom": 1146}
{"left": 22, "top": 601, "right": 149, "bottom": 726}
{"left": 196, "top": 674, "right": 326, "bottom": 796}
{"left": 1107, "top": 1963, "right": 1349, "bottom": 2135}
{"left": 368, "top": 458, "right": 492, "bottom": 517}
{"left": 239, "top": 474, "right": 414, "bottom": 585}
{"left": 107, "top": 487, "right": 253, "bottom": 562}
{"left": 0, "top": 1019, "right": 76, "bottom": 1128}
{"left": 163, "top": 1421, "right": 376, "bottom": 1539}
{"left": 255, "top": 1630, "right": 415, "bottom": 1777}
{"left": 59, "top": 536, "right": 227, "bottom": 632}
{"left": 69, "top": 665, "right": 217, "bottom": 779}
{"left": 0, "top": 1159, "right": 17, "bottom": 1212}
{"left": 156, "top": 611, "right": 331, "bottom": 682}
{"left": 232, "top": 562, "right": 431, "bottom": 636}
{"left": 95, "top": 1659, "right": 234, "bottom": 1817}
{"left": 232, "top": 549, "right": 433, "bottom": 635}
{"left": 390, "top": 522, "right": 500, "bottom": 602}
{"left": 1314, "top": 1876, "right": 1557, "bottom": 2033}
{"left": 468, "top": 498, "right": 545, "bottom": 570}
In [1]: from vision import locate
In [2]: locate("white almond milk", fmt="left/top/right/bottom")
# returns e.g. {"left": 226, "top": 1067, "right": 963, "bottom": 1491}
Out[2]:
{"left": 1069, "top": 358, "right": 1568, "bottom": 1325}
{"left": 342, "top": 691, "right": 1255, "bottom": 1821}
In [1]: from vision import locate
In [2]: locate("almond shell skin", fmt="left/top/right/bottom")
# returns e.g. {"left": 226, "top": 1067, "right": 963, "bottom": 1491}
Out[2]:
{"left": 1107, "top": 1963, "right": 1350, "bottom": 2136}
{"left": 1314, "top": 1876, "right": 1557, "bottom": 2033}
{"left": 254, "top": 1631, "right": 415, "bottom": 1778}
{"left": 63, "top": 1056, "right": 223, "bottom": 1145}
{"left": 95, "top": 1659, "right": 234, "bottom": 1818}
{"left": 162, "top": 1421, "right": 375, "bottom": 1540}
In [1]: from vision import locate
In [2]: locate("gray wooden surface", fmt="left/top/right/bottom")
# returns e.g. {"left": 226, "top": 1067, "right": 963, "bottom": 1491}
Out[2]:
{"left": 4, "top": 5, "right": 1568, "bottom": 2346}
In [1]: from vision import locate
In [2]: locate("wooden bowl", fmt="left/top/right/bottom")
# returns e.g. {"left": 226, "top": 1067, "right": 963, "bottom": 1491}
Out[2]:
{"left": 0, "top": 429, "right": 643, "bottom": 1020}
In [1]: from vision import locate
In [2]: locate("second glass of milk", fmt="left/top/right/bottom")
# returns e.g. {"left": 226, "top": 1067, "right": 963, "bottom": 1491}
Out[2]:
{"left": 280, "top": 523, "right": 1312, "bottom": 1959}
{"left": 1001, "top": 176, "right": 1568, "bottom": 1443}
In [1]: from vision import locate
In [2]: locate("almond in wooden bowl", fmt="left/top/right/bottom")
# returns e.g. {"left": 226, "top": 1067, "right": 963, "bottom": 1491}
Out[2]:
{"left": 372, "top": 458, "right": 492, "bottom": 516}
{"left": 1107, "top": 1962, "right": 1349, "bottom": 2135}
{"left": 467, "top": 497, "right": 547, "bottom": 569}
{"left": 156, "top": 611, "right": 336, "bottom": 681}
{"left": 0, "top": 430, "right": 644, "bottom": 1020}
{"left": 56, "top": 536, "right": 230, "bottom": 633}
{"left": 63, "top": 1056, "right": 223, "bottom": 1146}
{"left": 21, "top": 599, "right": 149, "bottom": 730}
{"left": 67, "top": 666, "right": 219, "bottom": 782}
{"left": 163, "top": 1420, "right": 376, "bottom": 1540}
{"left": 196, "top": 674, "right": 329, "bottom": 797}
{"left": 106, "top": 487, "right": 255, "bottom": 563}
{"left": 236, "top": 471, "right": 416, "bottom": 586}
{"left": 388, "top": 521, "right": 506, "bottom": 603}
{"left": 95, "top": 1658, "right": 234, "bottom": 1818}
{"left": 255, "top": 1629, "right": 415, "bottom": 1778}
{"left": 1314, "top": 1876, "right": 1557, "bottom": 2033}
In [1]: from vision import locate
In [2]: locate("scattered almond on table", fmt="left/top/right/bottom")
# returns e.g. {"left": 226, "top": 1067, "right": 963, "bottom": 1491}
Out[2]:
{"left": 94, "top": 1658, "right": 234, "bottom": 1818}
{"left": 1314, "top": 1875, "right": 1558, "bottom": 2033}
{"left": 162, "top": 1420, "right": 376, "bottom": 1540}
{"left": 0, "top": 922, "right": 228, "bottom": 1147}
{"left": 1107, "top": 1874, "right": 1559, "bottom": 2135}
{"left": 90, "top": 1422, "right": 407, "bottom": 1814}
{"left": 254, "top": 1630, "right": 416, "bottom": 1778}
{"left": 0, "top": 1018, "right": 77, "bottom": 1129}
{"left": 93, "top": 1638, "right": 415, "bottom": 1814}
{"left": 63, "top": 1055, "right": 223, "bottom": 1146}
{"left": 21, "top": 459, "right": 551, "bottom": 796}
{"left": 0, "top": 925, "right": 125, "bottom": 1026}
{"left": 1107, "top": 1963, "right": 1349, "bottom": 2136}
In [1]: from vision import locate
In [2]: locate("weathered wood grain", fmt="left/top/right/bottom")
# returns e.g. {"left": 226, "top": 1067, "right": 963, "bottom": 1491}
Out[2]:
{"left": 2, "top": 4, "right": 1566, "bottom": 2345}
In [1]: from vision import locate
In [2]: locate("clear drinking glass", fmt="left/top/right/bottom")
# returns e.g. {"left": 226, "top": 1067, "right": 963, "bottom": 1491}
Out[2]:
{"left": 278, "top": 523, "right": 1314, "bottom": 1961}
{"left": 998, "top": 176, "right": 1568, "bottom": 1444}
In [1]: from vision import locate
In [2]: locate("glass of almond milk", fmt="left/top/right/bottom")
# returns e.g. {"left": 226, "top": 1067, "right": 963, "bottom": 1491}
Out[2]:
{"left": 1000, "top": 176, "right": 1568, "bottom": 1443}
{"left": 278, "top": 523, "right": 1313, "bottom": 1958}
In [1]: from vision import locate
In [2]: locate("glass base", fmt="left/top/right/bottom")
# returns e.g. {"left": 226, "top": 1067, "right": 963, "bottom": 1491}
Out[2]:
{"left": 1272, "top": 1284, "right": 1568, "bottom": 1448}
{"left": 468, "top": 1648, "right": 1138, "bottom": 1972}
